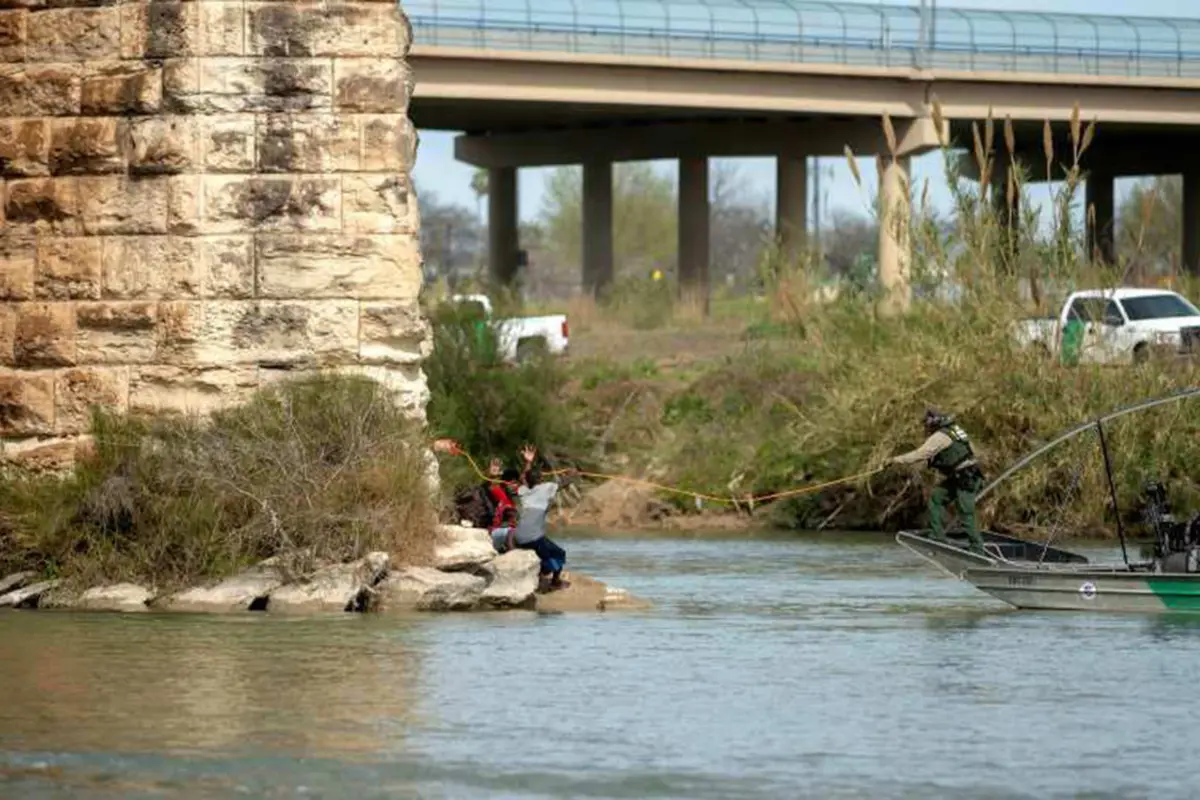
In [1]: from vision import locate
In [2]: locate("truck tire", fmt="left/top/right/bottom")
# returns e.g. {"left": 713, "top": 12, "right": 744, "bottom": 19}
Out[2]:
{"left": 515, "top": 337, "right": 548, "bottom": 364}
{"left": 1133, "top": 343, "right": 1150, "bottom": 364}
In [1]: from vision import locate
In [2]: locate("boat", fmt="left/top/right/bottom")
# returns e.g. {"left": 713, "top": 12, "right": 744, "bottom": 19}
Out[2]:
{"left": 896, "top": 387, "right": 1200, "bottom": 613}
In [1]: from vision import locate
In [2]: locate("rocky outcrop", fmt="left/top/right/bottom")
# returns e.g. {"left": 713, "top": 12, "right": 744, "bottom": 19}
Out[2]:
{"left": 267, "top": 552, "right": 389, "bottom": 614}
{"left": 478, "top": 549, "right": 540, "bottom": 608}
{"left": 432, "top": 524, "right": 496, "bottom": 571}
{"left": 0, "top": 0, "right": 429, "bottom": 472}
{"left": 0, "top": 571, "right": 34, "bottom": 596}
{"left": 534, "top": 574, "right": 652, "bottom": 614}
{"left": 0, "top": 579, "right": 60, "bottom": 609}
{"left": 157, "top": 564, "right": 284, "bottom": 613}
{"left": 76, "top": 583, "right": 152, "bottom": 612}
{"left": 378, "top": 567, "right": 487, "bottom": 612}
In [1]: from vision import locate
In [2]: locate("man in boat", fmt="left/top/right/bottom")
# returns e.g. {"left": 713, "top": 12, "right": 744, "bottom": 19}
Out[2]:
{"left": 891, "top": 409, "right": 986, "bottom": 554}
{"left": 505, "top": 445, "right": 574, "bottom": 592}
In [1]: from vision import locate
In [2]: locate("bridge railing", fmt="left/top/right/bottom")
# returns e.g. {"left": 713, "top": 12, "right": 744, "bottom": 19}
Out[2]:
{"left": 403, "top": 0, "right": 1200, "bottom": 79}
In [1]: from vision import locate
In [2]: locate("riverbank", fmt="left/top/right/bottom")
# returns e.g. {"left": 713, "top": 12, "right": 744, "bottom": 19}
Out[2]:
{"left": 429, "top": 281, "right": 1200, "bottom": 541}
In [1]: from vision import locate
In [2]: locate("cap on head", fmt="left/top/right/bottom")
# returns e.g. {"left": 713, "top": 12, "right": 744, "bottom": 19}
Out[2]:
{"left": 923, "top": 408, "right": 949, "bottom": 430}
{"left": 501, "top": 468, "right": 520, "bottom": 483}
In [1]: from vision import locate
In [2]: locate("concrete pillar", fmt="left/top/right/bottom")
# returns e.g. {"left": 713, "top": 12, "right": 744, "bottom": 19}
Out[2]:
{"left": 1086, "top": 171, "right": 1115, "bottom": 264}
{"left": 0, "top": 0, "right": 428, "bottom": 469}
{"left": 582, "top": 161, "right": 614, "bottom": 296}
{"left": 776, "top": 156, "right": 808, "bottom": 262}
{"left": 677, "top": 157, "right": 710, "bottom": 315}
{"left": 878, "top": 155, "right": 912, "bottom": 313}
{"left": 487, "top": 166, "right": 519, "bottom": 285}
{"left": 1184, "top": 172, "right": 1200, "bottom": 276}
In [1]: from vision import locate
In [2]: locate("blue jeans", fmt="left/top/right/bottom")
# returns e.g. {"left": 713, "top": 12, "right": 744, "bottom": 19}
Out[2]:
{"left": 518, "top": 536, "right": 566, "bottom": 577}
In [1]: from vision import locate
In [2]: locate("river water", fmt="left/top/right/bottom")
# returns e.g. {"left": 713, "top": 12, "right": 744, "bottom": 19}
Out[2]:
{"left": 1, "top": 531, "right": 1197, "bottom": 799}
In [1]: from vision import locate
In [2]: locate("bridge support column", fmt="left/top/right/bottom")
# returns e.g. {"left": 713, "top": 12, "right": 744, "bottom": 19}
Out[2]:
{"left": 776, "top": 155, "right": 808, "bottom": 263}
{"left": 878, "top": 155, "right": 911, "bottom": 314}
{"left": 488, "top": 166, "right": 519, "bottom": 286}
{"left": 1184, "top": 172, "right": 1200, "bottom": 276}
{"left": 582, "top": 161, "right": 614, "bottom": 296}
{"left": 1086, "top": 171, "right": 1115, "bottom": 264}
{"left": 678, "top": 157, "right": 710, "bottom": 316}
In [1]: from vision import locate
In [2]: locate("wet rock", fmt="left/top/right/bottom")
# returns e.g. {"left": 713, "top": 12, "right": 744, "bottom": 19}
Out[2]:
{"left": 533, "top": 573, "right": 652, "bottom": 614}
{"left": 268, "top": 551, "right": 389, "bottom": 614}
{"left": 432, "top": 524, "right": 496, "bottom": 572}
{"left": 158, "top": 563, "right": 283, "bottom": 613}
{"left": 377, "top": 567, "right": 485, "bottom": 612}
{"left": 75, "top": 583, "right": 153, "bottom": 612}
{"left": 478, "top": 550, "right": 539, "bottom": 609}
{"left": 0, "top": 570, "right": 34, "bottom": 596}
{"left": 0, "top": 578, "right": 60, "bottom": 609}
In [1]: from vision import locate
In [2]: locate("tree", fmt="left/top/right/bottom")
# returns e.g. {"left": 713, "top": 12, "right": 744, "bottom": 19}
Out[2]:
{"left": 821, "top": 208, "right": 878, "bottom": 281}
{"left": 417, "top": 189, "right": 483, "bottom": 283}
{"left": 470, "top": 168, "right": 488, "bottom": 225}
{"left": 539, "top": 162, "right": 677, "bottom": 281}
{"left": 711, "top": 162, "right": 771, "bottom": 287}
{"left": 1117, "top": 175, "right": 1180, "bottom": 276}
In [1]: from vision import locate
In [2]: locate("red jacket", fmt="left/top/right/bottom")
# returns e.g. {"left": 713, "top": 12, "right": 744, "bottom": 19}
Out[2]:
{"left": 487, "top": 484, "right": 516, "bottom": 530}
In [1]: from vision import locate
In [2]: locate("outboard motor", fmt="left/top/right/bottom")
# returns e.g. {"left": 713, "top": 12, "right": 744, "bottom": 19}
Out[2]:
{"left": 1140, "top": 480, "right": 1200, "bottom": 573}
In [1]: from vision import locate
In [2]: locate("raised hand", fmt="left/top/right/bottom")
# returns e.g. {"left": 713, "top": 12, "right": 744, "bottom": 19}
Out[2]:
{"left": 521, "top": 444, "right": 537, "bottom": 464}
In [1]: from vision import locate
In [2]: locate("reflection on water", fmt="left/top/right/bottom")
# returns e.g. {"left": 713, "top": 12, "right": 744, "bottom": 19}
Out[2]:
{"left": 2, "top": 531, "right": 1199, "bottom": 798}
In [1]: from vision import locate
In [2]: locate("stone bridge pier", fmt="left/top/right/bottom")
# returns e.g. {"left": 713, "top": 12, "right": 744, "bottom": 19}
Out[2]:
{"left": 0, "top": 0, "right": 429, "bottom": 468}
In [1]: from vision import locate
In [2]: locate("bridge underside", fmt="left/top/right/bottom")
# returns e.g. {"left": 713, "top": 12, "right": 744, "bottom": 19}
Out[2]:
{"left": 409, "top": 48, "right": 1200, "bottom": 309}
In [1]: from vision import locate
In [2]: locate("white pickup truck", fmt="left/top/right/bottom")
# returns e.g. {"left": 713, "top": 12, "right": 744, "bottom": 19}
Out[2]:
{"left": 447, "top": 293, "right": 569, "bottom": 363}
{"left": 1013, "top": 287, "right": 1200, "bottom": 364}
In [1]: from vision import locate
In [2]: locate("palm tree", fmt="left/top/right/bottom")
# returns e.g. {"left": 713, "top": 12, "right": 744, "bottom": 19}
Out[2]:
{"left": 470, "top": 169, "right": 488, "bottom": 225}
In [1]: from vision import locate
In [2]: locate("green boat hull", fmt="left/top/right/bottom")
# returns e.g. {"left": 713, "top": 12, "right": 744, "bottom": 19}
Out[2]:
{"left": 964, "top": 566, "right": 1200, "bottom": 613}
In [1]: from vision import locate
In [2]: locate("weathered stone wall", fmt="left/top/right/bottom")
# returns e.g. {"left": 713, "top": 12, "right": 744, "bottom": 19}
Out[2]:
{"left": 0, "top": 0, "right": 428, "bottom": 468}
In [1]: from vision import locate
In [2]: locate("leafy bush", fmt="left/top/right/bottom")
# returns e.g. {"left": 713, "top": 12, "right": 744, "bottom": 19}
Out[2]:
{"left": 0, "top": 374, "right": 437, "bottom": 587}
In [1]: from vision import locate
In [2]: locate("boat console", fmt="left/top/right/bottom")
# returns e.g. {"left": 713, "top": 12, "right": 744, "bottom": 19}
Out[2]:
{"left": 1140, "top": 481, "right": 1200, "bottom": 573}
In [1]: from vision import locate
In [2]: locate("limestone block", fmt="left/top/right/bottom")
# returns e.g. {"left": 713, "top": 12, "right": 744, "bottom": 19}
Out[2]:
{"left": 75, "top": 301, "right": 159, "bottom": 364}
{"left": 0, "top": 64, "right": 81, "bottom": 116}
{"left": 14, "top": 302, "right": 75, "bottom": 366}
{"left": 48, "top": 117, "right": 125, "bottom": 176}
{"left": 143, "top": 1, "right": 198, "bottom": 58}
{"left": 247, "top": 3, "right": 405, "bottom": 58}
{"left": 342, "top": 175, "right": 416, "bottom": 235}
{"left": 160, "top": 563, "right": 285, "bottom": 612}
{"left": 333, "top": 58, "right": 408, "bottom": 113}
{"left": 80, "top": 64, "right": 162, "bottom": 115}
{"left": 197, "top": 2, "right": 244, "bottom": 56}
{"left": 78, "top": 176, "right": 169, "bottom": 235}
{"left": 0, "top": 236, "right": 35, "bottom": 300}
{"left": 377, "top": 567, "right": 486, "bottom": 612}
{"left": 26, "top": 7, "right": 121, "bottom": 62}
{"left": 336, "top": 364, "right": 429, "bottom": 419}
{"left": 168, "top": 57, "right": 332, "bottom": 114}
{"left": 4, "top": 177, "right": 80, "bottom": 234}
{"left": 166, "top": 174, "right": 201, "bottom": 234}
{"left": 267, "top": 552, "right": 390, "bottom": 614}
{"left": 102, "top": 236, "right": 201, "bottom": 300}
{"left": 0, "top": 305, "right": 13, "bottom": 363}
{"left": 200, "top": 236, "right": 254, "bottom": 298}
{"left": 76, "top": 583, "right": 153, "bottom": 612}
{"left": 0, "top": 10, "right": 25, "bottom": 63}
{"left": 128, "top": 364, "right": 259, "bottom": 414}
{"left": 0, "top": 119, "right": 49, "bottom": 177}
{"left": 202, "top": 175, "right": 340, "bottom": 233}
{"left": 432, "top": 524, "right": 496, "bottom": 571}
{"left": 257, "top": 114, "right": 359, "bottom": 173}
{"left": 359, "top": 302, "right": 430, "bottom": 365}
{"left": 478, "top": 549, "right": 540, "bottom": 608}
{"left": 55, "top": 366, "right": 128, "bottom": 434}
{"left": 200, "top": 115, "right": 255, "bottom": 172}
{"left": 1, "top": 437, "right": 79, "bottom": 470}
{"left": 153, "top": 300, "right": 202, "bottom": 363}
{"left": 255, "top": 234, "right": 421, "bottom": 300}
{"left": 191, "top": 299, "right": 359, "bottom": 366}
{"left": 129, "top": 117, "right": 197, "bottom": 175}
{"left": 360, "top": 114, "right": 415, "bottom": 173}
{"left": 35, "top": 237, "right": 102, "bottom": 300}
{"left": 0, "top": 370, "right": 54, "bottom": 436}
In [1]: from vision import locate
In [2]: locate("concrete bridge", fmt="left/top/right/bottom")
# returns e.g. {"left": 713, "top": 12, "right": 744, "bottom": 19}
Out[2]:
{"left": 405, "top": 0, "right": 1200, "bottom": 307}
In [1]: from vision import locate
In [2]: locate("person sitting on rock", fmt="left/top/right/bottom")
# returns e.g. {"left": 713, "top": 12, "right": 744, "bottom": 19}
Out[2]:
{"left": 489, "top": 466, "right": 521, "bottom": 553}
{"left": 505, "top": 445, "right": 574, "bottom": 592}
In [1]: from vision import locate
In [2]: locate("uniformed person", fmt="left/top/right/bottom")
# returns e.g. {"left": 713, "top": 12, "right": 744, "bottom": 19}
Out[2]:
{"left": 892, "top": 409, "right": 986, "bottom": 553}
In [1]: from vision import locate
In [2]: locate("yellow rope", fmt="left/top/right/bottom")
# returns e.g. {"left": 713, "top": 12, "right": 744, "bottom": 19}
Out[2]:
{"left": 452, "top": 447, "right": 883, "bottom": 507}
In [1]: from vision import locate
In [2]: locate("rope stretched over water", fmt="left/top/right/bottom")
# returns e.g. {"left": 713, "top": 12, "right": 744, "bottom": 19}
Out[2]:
{"left": 444, "top": 444, "right": 883, "bottom": 507}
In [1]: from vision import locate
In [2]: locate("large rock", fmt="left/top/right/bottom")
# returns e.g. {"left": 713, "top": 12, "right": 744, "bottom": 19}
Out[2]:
{"left": 432, "top": 524, "right": 496, "bottom": 571}
{"left": 478, "top": 549, "right": 540, "bottom": 609}
{"left": 158, "top": 564, "right": 284, "bottom": 613}
{"left": 0, "top": 570, "right": 34, "bottom": 596}
{"left": 77, "top": 583, "right": 152, "bottom": 612}
{"left": 377, "top": 567, "right": 485, "bottom": 612}
{"left": 534, "top": 573, "right": 652, "bottom": 614}
{"left": 0, "top": 579, "right": 60, "bottom": 609}
{"left": 267, "top": 552, "right": 389, "bottom": 614}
